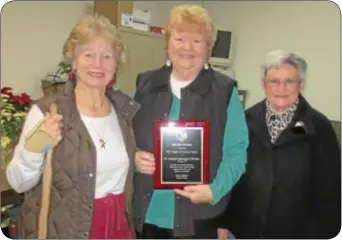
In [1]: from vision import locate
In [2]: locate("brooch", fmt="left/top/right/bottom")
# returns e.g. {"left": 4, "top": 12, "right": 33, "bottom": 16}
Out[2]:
{"left": 292, "top": 121, "right": 306, "bottom": 134}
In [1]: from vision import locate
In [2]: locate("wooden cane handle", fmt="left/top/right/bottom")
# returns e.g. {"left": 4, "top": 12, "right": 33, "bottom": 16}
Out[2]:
{"left": 49, "top": 103, "right": 58, "bottom": 116}
{"left": 38, "top": 103, "right": 58, "bottom": 239}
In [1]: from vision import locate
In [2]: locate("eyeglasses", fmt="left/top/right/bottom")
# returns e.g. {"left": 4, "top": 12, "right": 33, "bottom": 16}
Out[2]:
{"left": 265, "top": 79, "right": 301, "bottom": 88}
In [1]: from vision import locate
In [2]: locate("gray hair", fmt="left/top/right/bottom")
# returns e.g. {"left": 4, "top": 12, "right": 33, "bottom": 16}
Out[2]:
{"left": 261, "top": 49, "right": 308, "bottom": 80}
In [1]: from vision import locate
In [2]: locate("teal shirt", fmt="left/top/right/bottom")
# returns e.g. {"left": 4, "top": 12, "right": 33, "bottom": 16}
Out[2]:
{"left": 209, "top": 88, "right": 249, "bottom": 204}
{"left": 144, "top": 88, "right": 248, "bottom": 229}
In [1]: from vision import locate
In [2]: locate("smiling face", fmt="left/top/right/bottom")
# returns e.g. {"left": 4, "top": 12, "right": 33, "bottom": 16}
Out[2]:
{"left": 73, "top": 36, "right": 116, "bottom": 88}
{"left": 262, "top": 63, "right": 304, "bottom": 112}
{"left": 167, "top": 28, "right": 208, "bottom": 73}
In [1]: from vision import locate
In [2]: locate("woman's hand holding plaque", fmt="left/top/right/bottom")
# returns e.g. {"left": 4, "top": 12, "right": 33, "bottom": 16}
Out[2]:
{"left": 135, "top": 151, "right": 155, "bottom": 175}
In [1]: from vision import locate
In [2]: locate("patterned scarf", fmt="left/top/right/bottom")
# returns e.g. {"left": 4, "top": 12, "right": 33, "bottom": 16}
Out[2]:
{"left": 265, "top": 99, "right": 299, "bottom": 143}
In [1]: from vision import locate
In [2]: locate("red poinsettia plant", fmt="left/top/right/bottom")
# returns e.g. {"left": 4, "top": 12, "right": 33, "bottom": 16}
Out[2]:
{"left": 1, "top": 87, "right": 33, "bottom": 168}
{"left": 1, "top": 87, "right": 32, "bottom": 111}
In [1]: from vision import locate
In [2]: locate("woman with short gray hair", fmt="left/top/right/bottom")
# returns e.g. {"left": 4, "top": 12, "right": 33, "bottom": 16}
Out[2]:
{"left": 218, "top": 49, "right": 341, "bottom": 239}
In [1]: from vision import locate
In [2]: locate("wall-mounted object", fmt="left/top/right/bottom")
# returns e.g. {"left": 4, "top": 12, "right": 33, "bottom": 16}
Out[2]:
{"left": 94, "top": 1, "right": 133, "bottom": 26}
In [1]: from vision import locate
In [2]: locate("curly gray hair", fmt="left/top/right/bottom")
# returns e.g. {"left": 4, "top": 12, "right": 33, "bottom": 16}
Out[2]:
{"left": 261, "top": 49, "right": 308, "bottom": 80}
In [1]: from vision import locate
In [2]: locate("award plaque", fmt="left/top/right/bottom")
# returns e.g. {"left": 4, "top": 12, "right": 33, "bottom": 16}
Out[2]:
{"left": 154, "top": 120, "right": 209, "bottom": 189}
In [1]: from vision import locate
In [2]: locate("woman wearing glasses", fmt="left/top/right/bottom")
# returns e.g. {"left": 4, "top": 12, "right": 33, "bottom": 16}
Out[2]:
{"left": 218, "top": 49, "right": 341, "bottom": 239}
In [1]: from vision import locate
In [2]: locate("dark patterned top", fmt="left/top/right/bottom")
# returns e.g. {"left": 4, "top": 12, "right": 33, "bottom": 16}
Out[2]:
{"left": 265, "top": 99, "right": 299, "bottom": 143}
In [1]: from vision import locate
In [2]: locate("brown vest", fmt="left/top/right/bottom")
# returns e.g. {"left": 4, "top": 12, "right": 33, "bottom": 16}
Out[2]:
{"left": 18, "top": 81, "right": 140, "bottom": 238}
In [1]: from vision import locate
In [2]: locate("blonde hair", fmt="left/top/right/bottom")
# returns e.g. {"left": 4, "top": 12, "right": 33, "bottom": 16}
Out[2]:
{"left": 62, "top": 13, "right": 126, "bottom": 71}
{"left": 165, "top": 4, "right": 216, "bottom": 59}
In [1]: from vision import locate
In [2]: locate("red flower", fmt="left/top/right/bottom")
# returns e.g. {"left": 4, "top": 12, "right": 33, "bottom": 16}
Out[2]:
{"left": 1, "top": 87, "right": 13, "bottom": 98}
{"left": 1, "top": 87, "right": 12, "bottom": 93}
{"left": 19, "top": 93, "right": 32, "bottom": 105}
{"left": 11, "top": 93, "right": 32, "bottom": 105}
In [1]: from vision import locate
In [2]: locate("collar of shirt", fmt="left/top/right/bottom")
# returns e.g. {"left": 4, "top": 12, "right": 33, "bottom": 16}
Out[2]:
{"left": 265, "top": 98, "right": 299, "bottom": 143}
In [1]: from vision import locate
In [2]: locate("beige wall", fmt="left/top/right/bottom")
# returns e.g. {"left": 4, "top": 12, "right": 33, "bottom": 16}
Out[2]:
{"left": 1, "top": 1, "right": 93, "bottom": 99}
{"left": 0, "top": 0, "right": 199, "bottom": 99}
{"left": 135, "top": 1, "right": 341, "bottom": 121}
{"left": 1, "top": 1, "right": 340, "bottom": 120}
{"left": 204, "top": 1, "right": 340, "bottom": 121}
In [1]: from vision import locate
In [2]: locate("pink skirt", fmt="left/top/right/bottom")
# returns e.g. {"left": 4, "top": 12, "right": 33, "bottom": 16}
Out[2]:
{"left": 89, "top": 193, "right": 132, "bottom": 239}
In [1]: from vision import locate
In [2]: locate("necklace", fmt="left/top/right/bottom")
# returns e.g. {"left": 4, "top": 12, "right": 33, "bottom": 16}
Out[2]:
{"left": 89, "top": 120, "right": 107, "bottom": 149}
{"left": 99, "top": 138, "right": 106, "bottom": 149}
{"left": 83, "top": 105, "right": 112, "bottom": 150}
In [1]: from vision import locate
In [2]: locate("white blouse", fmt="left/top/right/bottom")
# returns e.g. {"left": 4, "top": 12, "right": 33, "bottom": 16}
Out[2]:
{"left": 6, "top": 104, "right": 129, "bottom": 199}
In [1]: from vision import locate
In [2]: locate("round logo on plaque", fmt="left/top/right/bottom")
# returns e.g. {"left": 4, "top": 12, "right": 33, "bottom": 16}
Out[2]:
{"left": 176, "top": 129, "right": 188, "bottom": 142}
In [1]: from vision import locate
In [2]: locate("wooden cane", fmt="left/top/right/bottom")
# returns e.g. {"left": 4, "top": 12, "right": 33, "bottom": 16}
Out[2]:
{"left": 38, "top": 103, "right": 58, "bottom": 239}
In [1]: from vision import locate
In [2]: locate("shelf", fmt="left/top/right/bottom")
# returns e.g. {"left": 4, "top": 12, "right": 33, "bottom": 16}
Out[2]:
{"left": 119, "top": 26, "right": 164, "bottom": 39}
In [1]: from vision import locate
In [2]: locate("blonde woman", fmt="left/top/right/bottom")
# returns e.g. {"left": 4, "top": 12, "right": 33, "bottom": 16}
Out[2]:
{"left": 132, "top": 4, "right": 248, "bottom": 239}
{"left": 6, "top": 14, "right": 139, "bottom": 239}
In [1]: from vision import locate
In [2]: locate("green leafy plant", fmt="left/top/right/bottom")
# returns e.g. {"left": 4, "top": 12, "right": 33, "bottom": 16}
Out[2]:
{"left": 57, "top": 61, "right": 73, "bottom": 81}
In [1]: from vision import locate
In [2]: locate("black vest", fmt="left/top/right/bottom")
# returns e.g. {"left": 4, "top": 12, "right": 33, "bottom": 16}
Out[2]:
{"left": 132, "top": 65, "right": 236, "bottom": 236}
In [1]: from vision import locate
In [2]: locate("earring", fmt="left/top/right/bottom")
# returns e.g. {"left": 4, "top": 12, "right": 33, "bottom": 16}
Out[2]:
{"left": 166, "top": 59, "right": 172, "bottom": 67}
{"left": 68, "top": 68, "right": 76, "bottom": 80}
{"left": 204, "top": 63, "right": 209, "bottom": 70}
{"left": 106, "top": 80, "right": 115, "bottom": 88}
